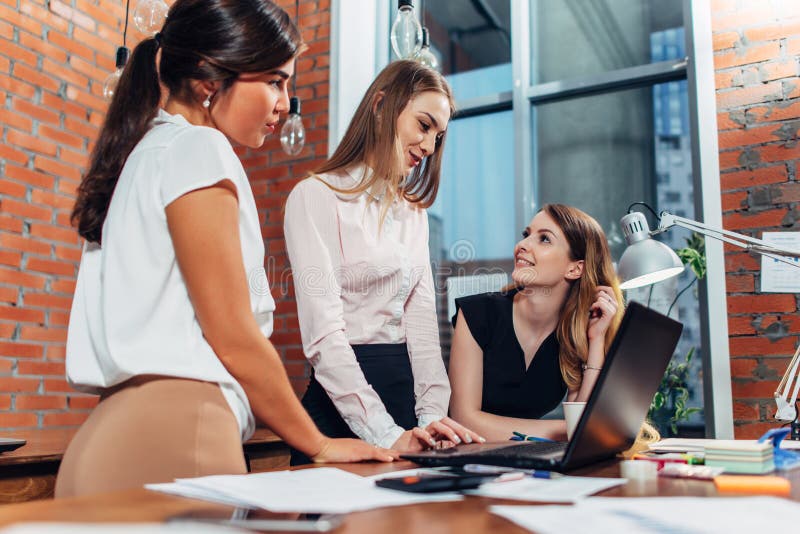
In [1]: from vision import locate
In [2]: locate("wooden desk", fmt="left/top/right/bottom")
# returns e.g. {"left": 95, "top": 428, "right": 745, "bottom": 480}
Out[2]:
{"left": 0, "top": 460, "right": 797, "bottom": 533}
{"left": 0, "top": 427, "right": 288, "bottom": 503}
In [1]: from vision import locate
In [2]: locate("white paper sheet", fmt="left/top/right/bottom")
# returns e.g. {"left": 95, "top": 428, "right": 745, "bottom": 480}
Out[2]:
{"left": 760, "top": 232, "right": 800, "bottom": 292}
{"left": 145, "top": 482, "right": 253, "bottom": 508}
{"left": 465, "top": 475, "right": 625, "bottom": 503}
{"left": 780, "top": 439, "right": 800, "bottom": 450}
{"left": 491, "top": 496, "right": 799, "bottom": 534}
{"left": 146, "top": 467, "right": 462, "bottom": 514}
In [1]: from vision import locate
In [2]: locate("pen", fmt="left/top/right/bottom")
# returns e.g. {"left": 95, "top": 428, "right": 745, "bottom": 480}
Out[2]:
{"left": 510, "top": 431, "right": 556, "bottom": 442}
{"left": 462, "top": 463, "right": 563, "bottom": 479}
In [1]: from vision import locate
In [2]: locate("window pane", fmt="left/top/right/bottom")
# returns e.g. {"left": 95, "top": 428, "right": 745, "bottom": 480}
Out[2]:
{"left": 532, "top": 81, "right": 704, "bottom": 434}
{"left": 417, "top": 0, "right": 512, "bottom": 100}
{"left": 534, "top": 86, "right": 659, "bottom": 242}
{"left": 530, "top": 0, "right": 684, "bottom": 84}
{"left": 431, "top": 110, "right": 514, "bottom": 369}
{"left": 432, "top": 110, "right": 515, "bottom": 263}
{"left": 422, "top": 0, "right": 510, "bottom": 73}
{"left": 446, "top": 63, "right": 512, "bottom": 102}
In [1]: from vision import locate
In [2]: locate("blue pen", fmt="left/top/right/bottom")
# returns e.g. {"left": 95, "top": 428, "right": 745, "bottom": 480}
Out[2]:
{"left": 462, "top": 463, "right": 563, "bottom": 479}
{"left": 510, "top": 431, "right": 556, "bottom": 443}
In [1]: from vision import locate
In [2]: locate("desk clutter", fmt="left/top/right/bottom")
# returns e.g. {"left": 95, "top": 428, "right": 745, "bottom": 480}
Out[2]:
{"left": 647, "top": 427, "right": 800, "bottom": 474}
{"left": 147, "top": 466, "right": 626, "bottom": 513}
{"left": 3, "top": 456, "right": 800, "bottom": 534}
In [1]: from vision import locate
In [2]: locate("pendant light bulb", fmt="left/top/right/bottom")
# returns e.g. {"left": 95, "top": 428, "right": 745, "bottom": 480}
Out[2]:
{"left": 103, "top": 46, "right": 130, "bottom": 101}
{"left": 281, "top": 97, "right": 305, "bottom": 156}
{"left": 133, "top": 0, "right": 168, "bottom": 34}
{"left": 415, "top": 28, "right": 438, "bottom": 70}
{"left": 390, "top": 0, "right": 422, "bottom": 59}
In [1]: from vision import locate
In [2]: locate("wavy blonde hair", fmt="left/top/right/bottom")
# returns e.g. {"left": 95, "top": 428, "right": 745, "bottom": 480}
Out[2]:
{"left": 314, "top": 60, "right": 454, "bottom": 221}
{"left": 508, "top": 204, "right": 624, "bottom": 390}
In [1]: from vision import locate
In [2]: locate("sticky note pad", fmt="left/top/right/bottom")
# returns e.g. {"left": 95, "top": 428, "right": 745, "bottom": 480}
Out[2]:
{"left": 714, "top": 475, "right": 791, "bottom": 496}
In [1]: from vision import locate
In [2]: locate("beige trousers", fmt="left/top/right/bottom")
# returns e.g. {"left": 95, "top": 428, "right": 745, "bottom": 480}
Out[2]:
{"left": 55, "top": 376, "right": 247, "bottom": 498}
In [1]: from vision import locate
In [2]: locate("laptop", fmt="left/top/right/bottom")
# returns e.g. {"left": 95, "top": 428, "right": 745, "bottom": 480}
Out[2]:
{"left": 402, "top": 301, "right": 683, "bottom": 471}
{"left": 0, "top": 437, "right": 25, "bottom": 453}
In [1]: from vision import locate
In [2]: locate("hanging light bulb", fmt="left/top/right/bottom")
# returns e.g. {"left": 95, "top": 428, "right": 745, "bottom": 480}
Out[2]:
{"left": 133, "top": 0, "right": 168, "bottom": 34}
{"left": 390, "top": 0, "right": 422, "bottom": 59}
{"left": 414, "top": 27, "right": 438, "bottom": 70}
{"left": 102, "top": 46, "right": 130, "bottom": 101}
{"left": 281, "top": 97, "right": 305, "bottom": 156}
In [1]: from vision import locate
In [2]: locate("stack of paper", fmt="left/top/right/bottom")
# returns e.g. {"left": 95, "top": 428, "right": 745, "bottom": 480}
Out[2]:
{"left": 146, "top": 467, "right": 462, "bottom": 514}
{"left": 704, "top": 440, "right": 774, "bottom": 474}
{"left": 651, "top": 436, "right": 800, "bottom": 452}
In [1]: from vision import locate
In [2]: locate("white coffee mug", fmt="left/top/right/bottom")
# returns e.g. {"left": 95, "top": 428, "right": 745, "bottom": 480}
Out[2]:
{"left": 562, "top": 401, "right": 587, "bottom": 440}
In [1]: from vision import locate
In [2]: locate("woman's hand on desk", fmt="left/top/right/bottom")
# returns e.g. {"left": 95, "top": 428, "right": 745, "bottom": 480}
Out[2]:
{"left": 391, "top": 428, "right": 440, "bottom": 452}
{"left": 311, "top": 438, "right": 399, "bottom": 463}
{"left": 390, "top": 419, "right": 486, "bottom": 452}
{"left": 424, "top": 417, "right": 485, "bottom": 446}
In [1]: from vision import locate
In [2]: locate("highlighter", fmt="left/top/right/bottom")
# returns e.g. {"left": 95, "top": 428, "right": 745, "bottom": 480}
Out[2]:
{"left": 714, "top": 475, "right": 791, "bottom": 496}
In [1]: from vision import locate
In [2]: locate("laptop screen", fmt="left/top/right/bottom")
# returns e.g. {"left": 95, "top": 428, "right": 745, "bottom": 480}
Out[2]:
{"left": 562, "top": 301, "right": 683, "bottom": 468}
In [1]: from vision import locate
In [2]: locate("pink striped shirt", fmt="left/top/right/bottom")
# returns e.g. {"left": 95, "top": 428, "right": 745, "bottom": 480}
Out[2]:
{"left": 284, "top": 165, "right": 450, "bottom": 448}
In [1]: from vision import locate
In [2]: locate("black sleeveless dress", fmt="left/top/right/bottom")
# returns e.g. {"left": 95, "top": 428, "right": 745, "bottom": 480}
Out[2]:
{"left": 452, "top": 290, "right": 567, "bottom": 418}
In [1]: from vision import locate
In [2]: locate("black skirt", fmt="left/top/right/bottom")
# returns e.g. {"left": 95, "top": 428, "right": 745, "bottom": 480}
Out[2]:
{"left": 290, "top": 343, "right": 416, "bottom": 465}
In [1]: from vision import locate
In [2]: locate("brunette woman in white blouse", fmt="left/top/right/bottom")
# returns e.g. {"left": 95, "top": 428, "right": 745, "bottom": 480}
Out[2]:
{"left": 284, "top": 61, "right": 483, "bottom": 462}
{"left": 57, "top": 0, "right": 396, "bottom": 497}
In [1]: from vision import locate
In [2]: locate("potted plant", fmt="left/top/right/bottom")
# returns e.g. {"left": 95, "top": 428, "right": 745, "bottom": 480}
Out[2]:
{"left": 647, "top": 232, "right": 705, "bottom": 436}
{"left": 648, "top": 347, "right": 702, "bottom": 435}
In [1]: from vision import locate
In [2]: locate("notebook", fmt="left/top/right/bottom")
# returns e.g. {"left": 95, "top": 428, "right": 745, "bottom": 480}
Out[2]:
{"left": 402, "top": 301, "right": 683, "bottom": 471}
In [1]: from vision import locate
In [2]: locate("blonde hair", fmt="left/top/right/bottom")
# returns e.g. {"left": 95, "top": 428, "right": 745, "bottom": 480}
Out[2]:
{"left": 314, "top": 60, "right": 454, "bottom": 222}
{"left": 622, "top": 420, "right": 662, "bottom": 458}
{"left": 507, "top": 204, "right": 625, "bottom": 390}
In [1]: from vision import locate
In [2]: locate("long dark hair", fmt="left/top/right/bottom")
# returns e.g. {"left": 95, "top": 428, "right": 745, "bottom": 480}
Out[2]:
{"left": 315, "top": 60, "right": 454, "bottom": 220}
{"left": 72, "top": 0, "right": 303, "bottom": 244}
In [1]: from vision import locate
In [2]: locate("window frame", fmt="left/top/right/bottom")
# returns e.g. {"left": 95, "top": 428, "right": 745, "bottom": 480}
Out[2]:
{"left": 329, "top": 0, "right": 732, "bottom": 438}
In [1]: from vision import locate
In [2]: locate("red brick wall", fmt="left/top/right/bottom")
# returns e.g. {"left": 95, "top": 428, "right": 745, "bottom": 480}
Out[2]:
{"left": 0, "top": 0, "right": 329, "bottom": 429}
{"left": 713, "top": 0, "right": 800, "bottom": 438}
{"left": 245, "top": 0, "right": 330, "bottom": 396}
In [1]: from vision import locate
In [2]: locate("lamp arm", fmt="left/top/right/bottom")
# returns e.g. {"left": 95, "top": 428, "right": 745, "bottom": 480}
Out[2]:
{"left": 657, "top": 212, "right": 800, "bottom": 269}
{"left": 655, "top": 211, "right": 800, "bottom": 422}
{"left": 776, "top": 345, "right": 800, "bottom": 421}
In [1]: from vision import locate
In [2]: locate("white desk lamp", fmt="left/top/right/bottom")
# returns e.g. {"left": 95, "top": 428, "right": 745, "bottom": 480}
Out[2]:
{"left": 617, "top": 209, "right": 800, "bottom": 440}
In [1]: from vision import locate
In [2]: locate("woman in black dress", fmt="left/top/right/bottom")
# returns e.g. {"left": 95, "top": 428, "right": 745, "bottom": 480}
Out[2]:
{"left": 448, "top": 204, "right": 624, "bottom": 442}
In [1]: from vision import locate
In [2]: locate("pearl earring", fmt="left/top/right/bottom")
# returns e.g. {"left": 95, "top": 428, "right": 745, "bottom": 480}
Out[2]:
{"left": 203, "top": 94, "right": 212, "bottom": 109}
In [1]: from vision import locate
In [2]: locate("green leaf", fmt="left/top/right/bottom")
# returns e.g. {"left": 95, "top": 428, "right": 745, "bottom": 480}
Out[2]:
{"left": 674, "top": 233, "right": 706, "bottom": 280}
{"left": 652, "top": 391, "right": 665, "bottom": 410}
{"left": 649, "top": 346, "right": 701, "bottom": 436}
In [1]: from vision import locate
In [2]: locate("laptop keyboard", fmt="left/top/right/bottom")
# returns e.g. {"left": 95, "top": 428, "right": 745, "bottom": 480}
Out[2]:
{"left": 470, "top": 441, "right": 567, "bottom": 458}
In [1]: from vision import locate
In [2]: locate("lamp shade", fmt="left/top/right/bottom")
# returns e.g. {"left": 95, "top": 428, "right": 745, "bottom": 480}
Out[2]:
{"left": 617, "top": 212, "right": 684, "bottom": 290}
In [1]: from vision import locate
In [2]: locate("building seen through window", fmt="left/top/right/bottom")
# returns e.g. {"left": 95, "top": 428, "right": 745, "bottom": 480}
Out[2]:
{"left": 396, "top": 0, "right": 702, "bottom": 433}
